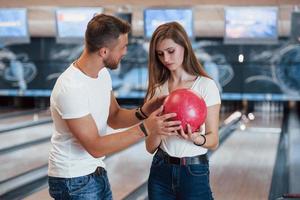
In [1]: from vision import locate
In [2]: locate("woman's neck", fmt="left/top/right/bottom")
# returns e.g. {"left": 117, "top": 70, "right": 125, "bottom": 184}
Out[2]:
{"left": 168, "top": 69, "right": 197, "bottom": 92}
{"left": 169, "top": 69, "right": 196, "bottom": 84}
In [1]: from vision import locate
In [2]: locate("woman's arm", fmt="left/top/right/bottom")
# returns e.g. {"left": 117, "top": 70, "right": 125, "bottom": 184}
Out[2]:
{"left": 179, "top": 103, "right": 221, "bottom": 150}
{"left": 198, "top": 104, "right": 220, "bottom": 150}
{"left": 145, "top": 114, "right": 182, "bottom": 153}
{"left": 145, "top": 134, "right": 162, "bottom": 154}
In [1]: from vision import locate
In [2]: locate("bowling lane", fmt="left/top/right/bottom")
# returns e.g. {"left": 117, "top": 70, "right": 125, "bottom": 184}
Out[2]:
{"left": 210, "top": 111, "right": 283, "bottom": 200}
{"left": 0, "top": 107, "right": 20, "bottom": 115}
{"left": 0, "top": 123, "right": 52, "bottom": 151}
{"left": 0, "top": 142, "right": 50, "bottom": 182}
{"left": 106, "top": 141, "right": 152, "bottom": 200}
{"left": 24, "top": 140, "right": 152, "bottom": 200}
{"left": 24, "top": 110, "right": 239, "bottom": 200}
{"left": 0, "top": 109, "right": 51, "bottom": 131}
{"left": 106, "top": 110, "right": 241, "bottom": 199}
{"left": 103, "top": 110, "right": 240, "bottom": 199}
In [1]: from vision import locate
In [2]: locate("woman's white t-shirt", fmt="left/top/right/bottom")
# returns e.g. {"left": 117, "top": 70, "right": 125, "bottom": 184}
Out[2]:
{"left": 155, "top": 76, "right": 221, "bottom": 157}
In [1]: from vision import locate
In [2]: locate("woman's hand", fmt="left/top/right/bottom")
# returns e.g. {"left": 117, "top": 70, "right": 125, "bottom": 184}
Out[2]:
{"left": 178, "top": 124, "right": 205, "bottom": 145}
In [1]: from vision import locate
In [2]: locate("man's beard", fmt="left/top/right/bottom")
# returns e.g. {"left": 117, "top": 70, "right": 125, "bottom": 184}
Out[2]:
{"left": 104, "top": 56, "right": 119, "bottom": 70}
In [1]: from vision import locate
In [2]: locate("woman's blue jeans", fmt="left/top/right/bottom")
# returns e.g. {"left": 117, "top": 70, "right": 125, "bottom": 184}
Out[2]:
{"left": 48, "top": 167, "right": 112, "bottom": 200}
{"left": 148, "top": 151, "right": 214, "bottom": 200}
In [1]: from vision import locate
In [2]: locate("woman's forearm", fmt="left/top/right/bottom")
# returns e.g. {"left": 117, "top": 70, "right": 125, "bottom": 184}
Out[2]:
{"left": 145, "top": 134, "right": 162, "bottom": 154}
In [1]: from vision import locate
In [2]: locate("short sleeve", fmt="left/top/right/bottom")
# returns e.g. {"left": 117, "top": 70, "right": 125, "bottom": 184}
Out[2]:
{"left": 205, "top": 80, "right": 221, "bottom": 107}
{"left": 55, "top": 85, "right": 89, "bottom": 119}
{"left": 198, "top": 79, "right": 221, "bottom": 107}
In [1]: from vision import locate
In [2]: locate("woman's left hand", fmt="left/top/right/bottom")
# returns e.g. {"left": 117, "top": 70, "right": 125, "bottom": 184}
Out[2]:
{"left": 178, "top": 124, "right": 204, "bottom": 145}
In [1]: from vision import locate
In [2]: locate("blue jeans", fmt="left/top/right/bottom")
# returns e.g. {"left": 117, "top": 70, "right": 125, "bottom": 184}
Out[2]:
{"left": 48, "top": 167, "right": 112, "bottom": 200}
{"left": 148, "top": 151, "right": 214, "bottom": 200}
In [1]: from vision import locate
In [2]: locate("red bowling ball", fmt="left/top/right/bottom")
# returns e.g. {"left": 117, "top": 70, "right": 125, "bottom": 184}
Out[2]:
{"left": 163, "top": 89, "right": 207, "bottom": 133}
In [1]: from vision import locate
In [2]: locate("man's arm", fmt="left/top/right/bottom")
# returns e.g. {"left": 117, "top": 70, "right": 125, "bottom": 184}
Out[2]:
{"left": 108, "top": 92, "right": 167, "bottom": 129}
{"left": 66, "top": 114, "right": 145, "bottom": 158}
{"left": 67, "top": 107, "right": 181, "bottom": 158}
{"left": 107, "top": 92, "right": 140, "bottom": 129}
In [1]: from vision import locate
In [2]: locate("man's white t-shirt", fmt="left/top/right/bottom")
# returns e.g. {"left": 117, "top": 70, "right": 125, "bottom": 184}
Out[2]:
{"left": 155, "top": 76, "right": 221, "bottom": 158}
{"left": 48, "top": 64, "right": 112, "bottom": 178}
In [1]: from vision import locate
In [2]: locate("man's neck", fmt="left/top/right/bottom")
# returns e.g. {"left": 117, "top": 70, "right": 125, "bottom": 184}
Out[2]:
{"left": 74, "top": 50, "right": 105, "bottom": 78}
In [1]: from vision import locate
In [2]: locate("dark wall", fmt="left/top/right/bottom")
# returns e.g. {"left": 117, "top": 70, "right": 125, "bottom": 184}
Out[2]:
{"left": 0, "top": 37, "right": 299, "bottom": 100}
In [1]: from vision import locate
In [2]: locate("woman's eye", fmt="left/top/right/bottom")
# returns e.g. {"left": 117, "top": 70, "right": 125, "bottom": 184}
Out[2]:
{"left": 169, "top": 50, "right": 174, "bottom": 54}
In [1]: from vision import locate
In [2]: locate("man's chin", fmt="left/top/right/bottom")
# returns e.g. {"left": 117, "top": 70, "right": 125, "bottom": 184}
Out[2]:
{"left": 107, "top": 65, "right": 118, "bottom": 70}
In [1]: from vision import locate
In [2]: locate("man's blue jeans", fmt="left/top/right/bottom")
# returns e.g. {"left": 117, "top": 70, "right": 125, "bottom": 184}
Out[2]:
{"left": 148, "top": 151, "right": 214, "bottom": 200}
{"left": 48, "top": 167, "right": 112, "bottom": 200}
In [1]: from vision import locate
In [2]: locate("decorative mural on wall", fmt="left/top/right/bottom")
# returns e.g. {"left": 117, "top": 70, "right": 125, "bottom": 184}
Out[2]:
{"left": 196, "top": 40, "right": 300, "bottom": 100}
{"left": 0, "top": 37, "right": 299, "bottom": 101}
{"left": 0, "top": 47, "right": 37, "bottom": 94}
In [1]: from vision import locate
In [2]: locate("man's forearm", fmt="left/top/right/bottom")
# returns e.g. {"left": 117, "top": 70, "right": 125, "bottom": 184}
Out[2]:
{"left": 89, "top": 125, "right": 145, "bottom": 157}
{"left": 108, "top": 108, "right": 141, "bottom": 129}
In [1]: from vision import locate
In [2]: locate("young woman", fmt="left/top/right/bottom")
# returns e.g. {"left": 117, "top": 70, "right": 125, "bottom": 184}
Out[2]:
{"left": 145, "top": 22, "right": 221, "bottom": 200}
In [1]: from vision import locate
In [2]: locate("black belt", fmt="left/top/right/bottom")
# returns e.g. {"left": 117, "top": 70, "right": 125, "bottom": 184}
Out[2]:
{"left": 94, "top": 167, "right": 106, "bottom": 176}
{"left": 156, "top": 148, "right": 208, "bottom": 166}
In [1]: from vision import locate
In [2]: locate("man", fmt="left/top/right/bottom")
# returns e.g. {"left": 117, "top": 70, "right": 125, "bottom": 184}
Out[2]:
{"left": 48, "top": 14, "right": 181, "bottom": 200}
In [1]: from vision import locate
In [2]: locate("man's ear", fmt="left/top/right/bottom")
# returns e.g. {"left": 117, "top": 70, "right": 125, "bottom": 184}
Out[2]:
{"left": 98, "top": 47, "right": 109, "bottom": 58}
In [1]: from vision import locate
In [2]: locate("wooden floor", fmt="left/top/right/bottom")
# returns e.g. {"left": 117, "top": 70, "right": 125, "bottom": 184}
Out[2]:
{"left": 0, "top": 123, "right": 52, "bottom": 151}
{"left": 24, "top": 112, "right": 233, "bottom": 199}
{"left": 5, "top": 111, "right": 284, "bottom": 200}
{"left": 0, "top": 109, "right": 51, "bottom": 130}
{"left": 106, "top": 141, "right": 152, "bottom": 200}
{"left": 24, "top": 141, "right": 152, "bottom": 200}
{"left": 210, "top": 113, "right": 281, "bottom": 200}
{"left": 0, "top": 143, "right": 50, "bottom": 183}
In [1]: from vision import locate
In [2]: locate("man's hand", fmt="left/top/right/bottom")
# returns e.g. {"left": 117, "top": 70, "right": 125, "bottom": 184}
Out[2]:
{"left": 143, "top": 105, "right": 181, "bottom": 136}
{"left": 142, "top": 95, "right": 167, "bottom": 117}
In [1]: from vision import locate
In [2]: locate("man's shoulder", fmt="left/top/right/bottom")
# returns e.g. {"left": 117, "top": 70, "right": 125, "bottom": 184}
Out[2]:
{"left": 57, "top": 67, "right": 85, "bottom": 88}
{"left": 52, "top": 70, "right": 86, "bottom": 99}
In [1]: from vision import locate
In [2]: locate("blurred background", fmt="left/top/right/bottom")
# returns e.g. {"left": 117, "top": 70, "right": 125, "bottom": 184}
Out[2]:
{"left": 0, "top": 0, "right": 299, "bottom": 199}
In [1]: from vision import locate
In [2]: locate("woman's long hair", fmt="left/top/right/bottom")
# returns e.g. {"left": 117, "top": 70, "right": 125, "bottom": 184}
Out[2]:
{"left": 145, "top": 22, "right": 209, "bottom": 101}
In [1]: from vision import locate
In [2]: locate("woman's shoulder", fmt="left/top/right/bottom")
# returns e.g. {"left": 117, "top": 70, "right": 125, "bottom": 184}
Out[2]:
{"left": 194, "top": 75, "right": 219, "bottom": 92}
{"left": 196, "top": 75, "right": 215, "bottom": 86}
{"left": 194, "top": 76, "right": 221, "bottom": 106}
{"left": 198, "top": 75, "right": 212, "bottom": 82}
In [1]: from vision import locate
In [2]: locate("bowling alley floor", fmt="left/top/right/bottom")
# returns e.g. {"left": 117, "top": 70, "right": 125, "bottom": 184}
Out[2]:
{"left": 7, "top": 111, "right": 286, "bottom": 200}
{"left": 24, "top": 141, "right": 152, "bottom": 200}
{"left": 24, "top": 112, "right": 233, "bottom": 200}
{"left": 210, "top": 112, "right": 283, "bottom": 200}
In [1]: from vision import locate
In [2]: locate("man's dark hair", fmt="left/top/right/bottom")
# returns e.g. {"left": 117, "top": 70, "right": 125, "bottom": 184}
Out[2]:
{"left": 85, "top": 14, "right": 131, "bottom": 53}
